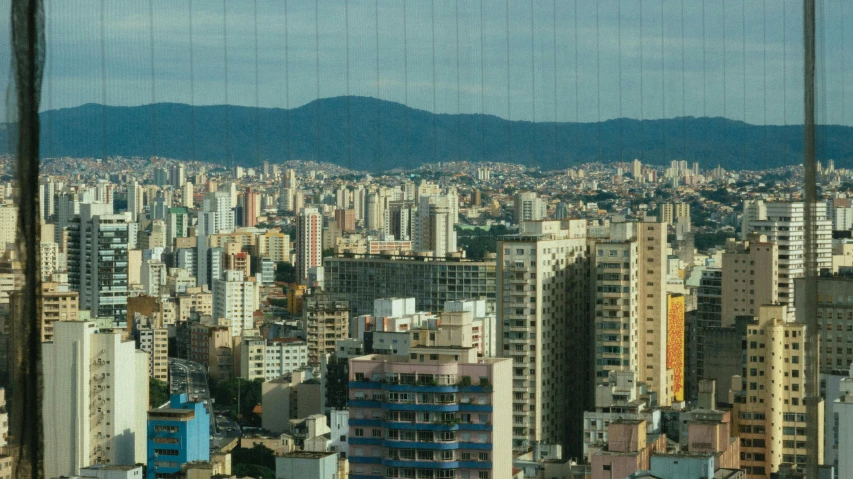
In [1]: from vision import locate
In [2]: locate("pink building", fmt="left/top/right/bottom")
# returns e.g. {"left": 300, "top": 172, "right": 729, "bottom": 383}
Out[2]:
{"left": 347, "top": 313, "right": 511, "bottom": 479}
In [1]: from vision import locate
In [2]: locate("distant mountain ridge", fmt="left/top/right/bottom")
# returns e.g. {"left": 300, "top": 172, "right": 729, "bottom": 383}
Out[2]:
{"left": 2, "top": 96, "right": 849, "bottom": 171}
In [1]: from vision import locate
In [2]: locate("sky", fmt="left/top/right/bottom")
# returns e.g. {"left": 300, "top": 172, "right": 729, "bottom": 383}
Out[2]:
{"left": 0, "top": 0, "right": 850, "bottom": 125}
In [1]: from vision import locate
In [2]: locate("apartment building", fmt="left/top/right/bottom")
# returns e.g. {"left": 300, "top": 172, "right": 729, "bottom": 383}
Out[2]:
{"left": 730, "top": 304, "right": 823, "bottom": 478}
{"left": 324, "top": 254, "right": 496, "bottom": 316}
{"left": 347, "top": 311, "right": 512, "bottom": 479}
{"left": 497, "top": 219, "right": 591, "bottom": 453}
{"left": 303, "top": 292, "right": 350, "bottom": 365}
{"left": 722, "top": 237, "right": 779, "bottom": 327}
{"left": 741, "top": 201, "right": 831, "bottom": 308}
{"left": 138, "top": 327, "right": 169, "bottom": 382}
{"left": 11, "top": 281, "right": 78, "bottom": 342}
{"left": 239, "top": 337, "right": 309, "bottom": 381}
{"left": 43, "top": 321, "right": 149, "bottom": 478}
{"left": 795, "top": 272, "right": 853, "bottom": 372}
{"left": 212, "top": 269, "right": 259, "bottom": 337}
{"left": 296, "top": 207, "right": 323, "bottom": 281}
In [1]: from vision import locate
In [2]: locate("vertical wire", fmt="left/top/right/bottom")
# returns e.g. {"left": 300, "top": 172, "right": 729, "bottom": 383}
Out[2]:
{"left": 763, "top": 0, "right": 768, "bottom": 168}
{"left": 375, "top": 0, "right": 381, "bottom": 171}
{"left": 100, "top": 0, "right": 108, "bottom": 162}
{"left": 640, "top": 0, "right": 645, "bottom": 164}
{"left": 842, "top": 0, "right": 847, "bottom": 133}
{"left": 403, "top": 0, "right": 410, "bottom": 169}
{"left": 742, "top": 0, "right": 747, "bottom": 166}
{"left": 188, "top": 0, "right": 196, "bottom": 163}
{"left": 315, "top": 0, "right": 321, "bottom": 164}
{"left": 702, "top": 0, "right": 708, "bottom": 165}
{"left": 595, "top": 0, "right": 601, "bottom": 164}
{"left": 431, "top": 0, "right": 437, "bottom": 165}
{"left": 506, "top": 0, "right": 512, "bottom": 163}
{"left": 149, "top": 0, "right": 158, "bottom": 159}
{"left": 681, "top": 0, "right": 686, "bottom": 161}
{"left": 46, "top": 0, "right": 53, "bottom": 158}
{"left": 618, "top": 0, "right": 623, "bottom": 162}
{"left": 574, "top": 0, "right": 579, "bottom": 162}
{"left": 253, "top": 0, "right": 260, "bottom": 166}
{"left": 284, "top": 0, "right": 291, "bottom": 162}
{"left": 480, "top": 0, "right": 485, "bottom": 163}
{"left": 222, "top": 0, "right": 231, "bottom": 169}
{"left": 661, "top": 0, "right": 666, "bottom": 163}
{"left": 531, "top": 0, "right": 537, "bottom": 169}
{"left": 722, "top": 0, "right": 727, "bottom": 168}
{"left": 455, "top": 0, "right": 461, "bottom": 162}
{"left": 783, "top": 0, "right": 788, "bottom": 163}
{"left": 345, "top": 0, "right": 352, "bottom": 170}
{"left": 553, "top": 0, "right": 558, "bottom": 168}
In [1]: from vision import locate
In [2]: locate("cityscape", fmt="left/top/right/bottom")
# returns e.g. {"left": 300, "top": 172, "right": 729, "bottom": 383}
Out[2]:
{"left": 2, "top": 0, "right": 853, "bottom": 479}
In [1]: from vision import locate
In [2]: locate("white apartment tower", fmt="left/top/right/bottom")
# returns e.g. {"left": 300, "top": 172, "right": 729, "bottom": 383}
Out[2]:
{"left": 296, "top": 207, "right": 323, "bottom": 282}
{"left": 514, "top": 192, "right": 547, "bottom": 223}
{"left": 414, "top": 193, "right": 458, "bottom": 257}
{"left": 127, "top": 180, "right": 143, "bottom": 222}
{"left": 741, "top": 201, "right": 832, "bottom": 307}
{"left": 213, "top": 269, "right": 260, "bottom": 337}
{"left": 497, "top": 219, "right": 592, "bottom": 454}
{"left": 43, "top": 321, "right": 148, "bottom": 478}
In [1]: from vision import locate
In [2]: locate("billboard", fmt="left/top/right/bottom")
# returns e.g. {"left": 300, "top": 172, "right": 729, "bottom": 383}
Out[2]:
{"left": 667, "top": 294, "right": 685, "bottom": 402}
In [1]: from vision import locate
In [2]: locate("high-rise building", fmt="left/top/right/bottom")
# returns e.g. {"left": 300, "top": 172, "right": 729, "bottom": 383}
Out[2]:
{"left": 182, "top": 181, "right": 194, "bottom": 208}
{"left": 10, "top": 281, "right": 78, "bottom": 342}
{"left": 497, "top": 220, "right": 591, "bottom": 453}
{"left": 347, "top": 312, "right": 512, "bottom": 479}
{"left": 303, "top": 292, "right": 350, "bottom": 365}
{"left": 741, "top": 201, "right": 832, "bottom": 308}
{"left": 660, "top": 202, "right": 691, "bottom": 226}
{"left": 169, "top": 163, "right": 185, "bottom": 189}
{"left": 730, "top": 304, "right": 823, "bottom": 478}
{"left": 295, "top": 207, "right": 323, "bottom": 281}
{"left": 260, "top": 229, "right": 291, "bottom": 263}
{"left": 146, "top": 394, "right": 209, "bottom": 479}
{"left": 0, "top": 205, "right": 17, "bottom": 253}
{"left": 632, "top": 158, "right": 643, "bottom": 180}
{"left": 67, "top": 204, "right": 130, "bottom": 326}
{"left": 513, "top": 192, "right": 546, "bottom": 223}
{"left": 334, "top": 208, "right": 356, "bottom": 233}
{"left": 385, "top": 201, "right": 416, "bottom": 241}
{"left": 414, "top": 193, "right": 458, "bottom": 257}
{"left": 39, "top": 178, "right": 56, "bottom": 221}
{"left": 43, "top": 321, "right": 149, "bottom": 478}
{"left": 365, "top": 192, "right": 385, "bottom": 232}
{"left": 242, "top": 187, "right": 259, "bottom": 228}
{"left": 324, "top": 254, "right": 496, "bottom": 316}
{"left": 126, "top": 180, "right": 143, "bottom": 223}
{"left": 202, "top": 191, "right": 235, "bottom": 234}
{"left": 335, "top": 186, "right": 350, "bottom": 209}
{"left": 795, "top": 273, "right": 853, "bottom": 372}
{"left": 696, "top": 268, "right": 723, "bottom": 329}
{"left": 721, "top": 237, "right": 779, "bottom": 327}
{"left": 213, "top": 269, "right": 259, "bottom": 337}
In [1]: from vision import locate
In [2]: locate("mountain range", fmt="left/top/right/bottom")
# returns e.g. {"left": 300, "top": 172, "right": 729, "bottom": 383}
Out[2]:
{"left": 2, "top": 96, "right": 849, "bottom": 171}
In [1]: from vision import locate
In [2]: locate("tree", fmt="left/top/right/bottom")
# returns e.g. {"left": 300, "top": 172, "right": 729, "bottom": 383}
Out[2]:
{"left": 149, "top": 377, "right": 169, "bottom": 408}
{"left": 232, "top": 444, "right": 276, "bottom": 479}
{"left": 210, "top": 378, "right": 264, "bottom": 425}
{"left": 274, "top": 262, "right": 296, "bottom": 283}
{"left": 322, "top": 248, "right": 335, "bottom": 258}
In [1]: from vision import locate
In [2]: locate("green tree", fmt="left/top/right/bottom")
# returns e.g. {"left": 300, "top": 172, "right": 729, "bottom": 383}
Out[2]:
{"left": 149, "top": 377, "right": 169, "bottom": 408}
{"left": 210, "top": 378, "right": 264, "bottom": 425}
{"left": 322, "top": 248, "right": 335, "bottom": 258}
{"left": 232, "top": 444, "right": 276, "bottom": 479}
{"left": 274, "top": 262, "right": 296, "bottom": 283}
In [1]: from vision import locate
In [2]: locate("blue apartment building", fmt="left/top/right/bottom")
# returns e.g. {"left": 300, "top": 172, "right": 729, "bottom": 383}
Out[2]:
{"left": 146, "top": 394, "right": 209, "bottom": 479}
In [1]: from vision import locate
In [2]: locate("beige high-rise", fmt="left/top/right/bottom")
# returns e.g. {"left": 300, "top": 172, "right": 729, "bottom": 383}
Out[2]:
{"left": 498, "top": 220, "right": 591, "bottom": 454}
{"left": 722, "top": 236, "right": 779, "bottom": 327}
{"left": 730, "top": 304, "right": 823, "bottom": 478}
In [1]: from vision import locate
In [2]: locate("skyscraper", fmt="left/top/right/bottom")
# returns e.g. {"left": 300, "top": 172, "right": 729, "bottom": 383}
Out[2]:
{"left": 497, "top": 220, "right": 591, "bottom": 454}
{"left": 414, "top": 193, "right": 458, "bottom": 257}
{"left": 213, "top": 269, "right": 260, "bottom": 337}
{"left": 43, "top": 321, "right": 149, "bottom": 478}
{"left": 513, "top": 192, "right": 546, "bottom": 223}
{"left": 295, "top": 207, "right": 323, "bottom": 282}
{"left": 67, "top": 204, "right": 130, "bottom": 326}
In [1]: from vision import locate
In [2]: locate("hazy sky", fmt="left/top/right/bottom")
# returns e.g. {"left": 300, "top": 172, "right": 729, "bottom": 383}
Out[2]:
{"left": 1, "top": 0, "right": 850, "bottom": 125}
